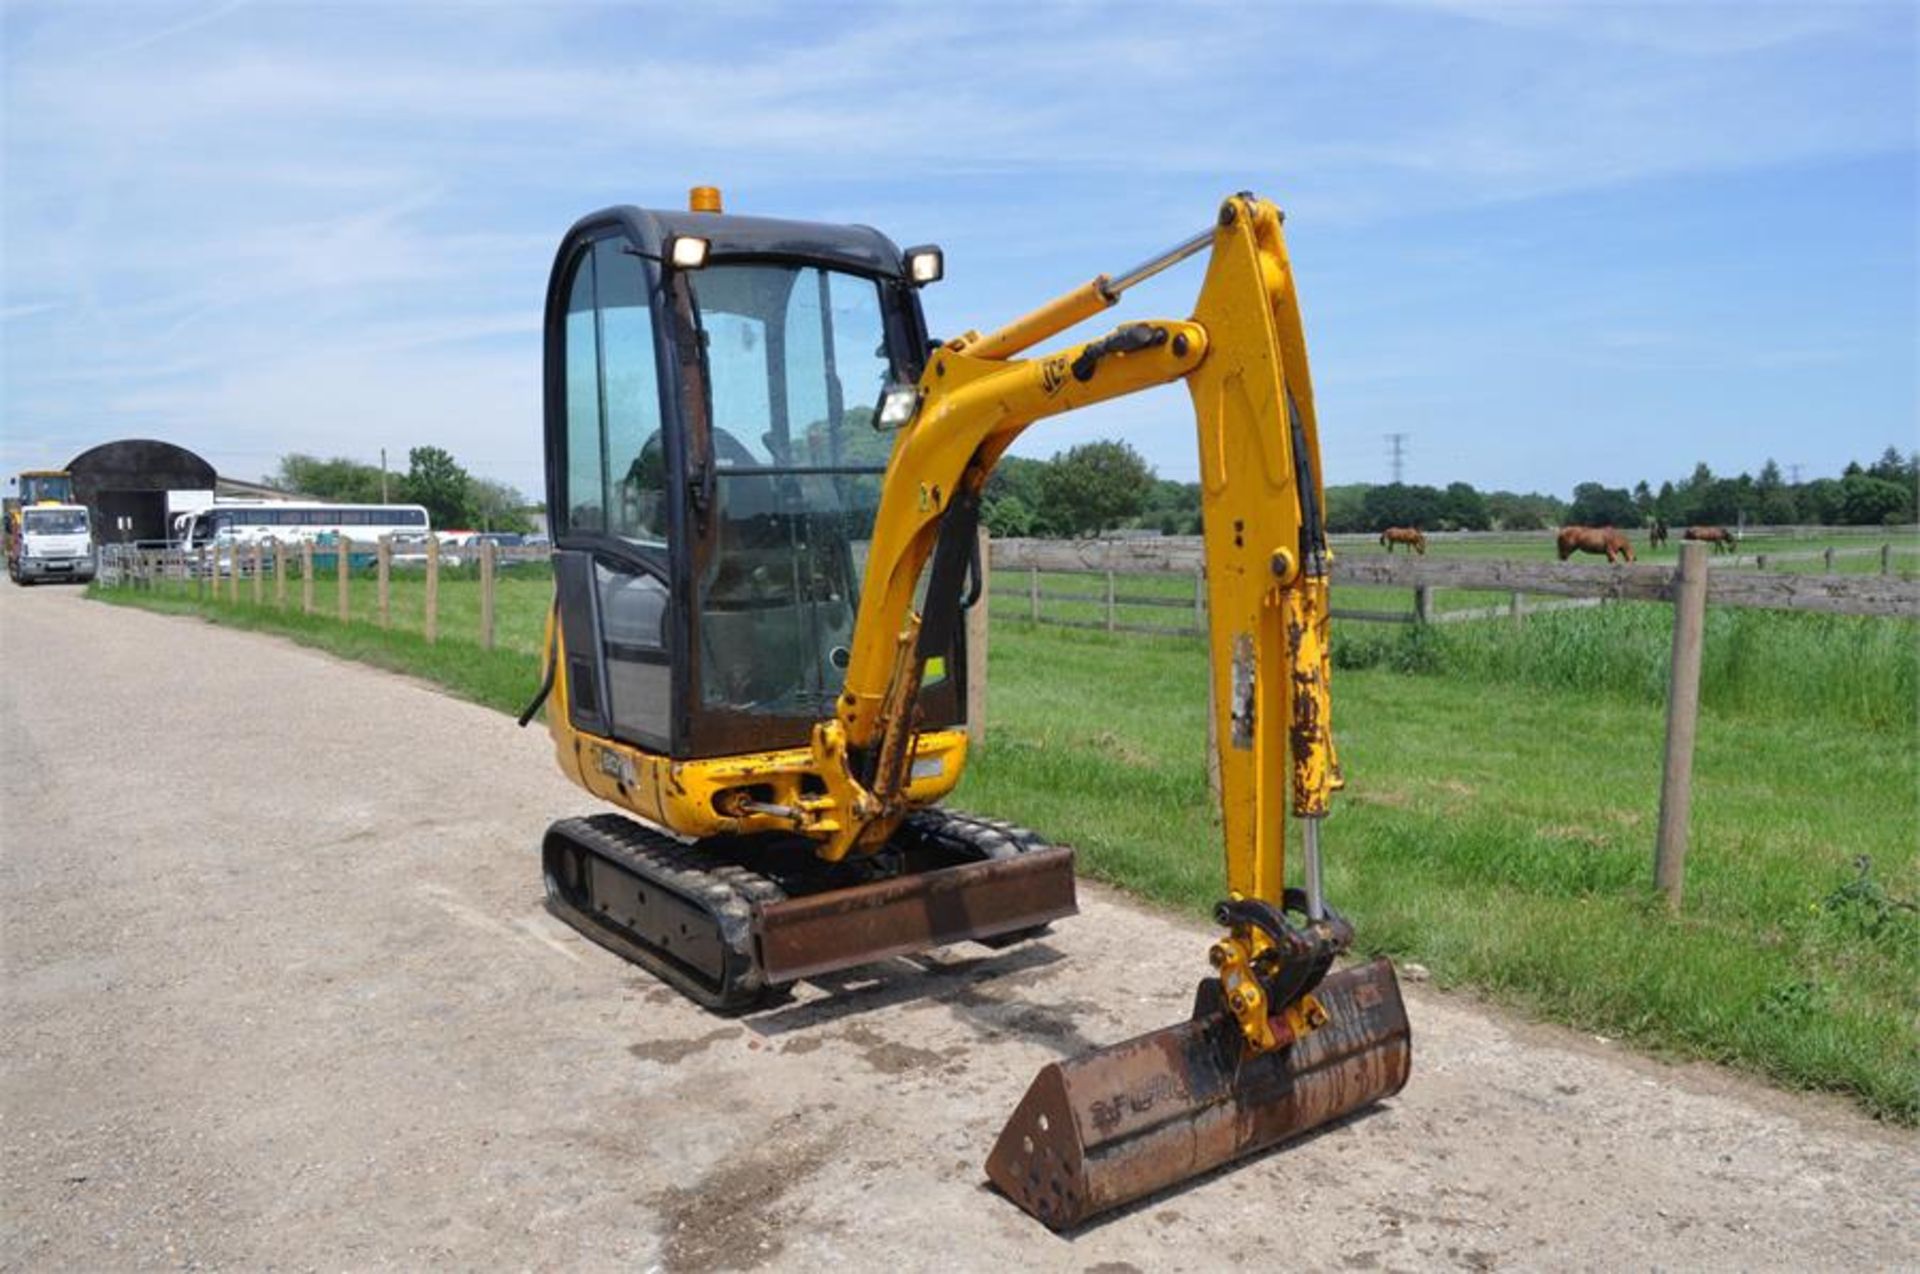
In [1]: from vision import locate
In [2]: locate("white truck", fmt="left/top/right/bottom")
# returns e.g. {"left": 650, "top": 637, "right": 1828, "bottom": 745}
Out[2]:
{"left": 8, "top": 504, "right": 96, "bottom": 585}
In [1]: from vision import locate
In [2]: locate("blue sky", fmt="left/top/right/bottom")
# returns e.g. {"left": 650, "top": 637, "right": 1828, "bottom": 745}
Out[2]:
{"left": 3, "top": 0, "right": 1914, "bottom": 501}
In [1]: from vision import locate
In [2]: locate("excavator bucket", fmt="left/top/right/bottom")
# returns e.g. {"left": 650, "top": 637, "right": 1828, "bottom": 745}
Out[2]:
{"left": 985, "top": 958, "right": 1410, "bottom": 1229}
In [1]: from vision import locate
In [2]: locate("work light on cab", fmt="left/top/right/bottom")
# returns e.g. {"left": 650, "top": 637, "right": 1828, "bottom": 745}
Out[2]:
{"left": 668, "top": 235, "right": 710, "bottom": 270}
{"left": 904, "top": 245, "right": 944, "bottom": 285}
{"left": 877, "top": 384, "right": 921, "bottom": 429}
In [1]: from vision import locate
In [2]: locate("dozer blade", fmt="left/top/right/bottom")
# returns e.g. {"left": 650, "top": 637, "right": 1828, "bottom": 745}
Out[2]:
{"left": 755, "top": 845, "right": 1078, "bottom": 984}
{"left": 985, "top": 957, "right": 1410, "bottom": 1230}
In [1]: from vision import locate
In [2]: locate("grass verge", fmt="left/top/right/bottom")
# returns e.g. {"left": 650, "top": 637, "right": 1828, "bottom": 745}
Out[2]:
{"left": 91, "top": 579, "right": 1920, "bottom": 1123}
{"left": 91, "top": 583, "right": 539, "bottom": 717}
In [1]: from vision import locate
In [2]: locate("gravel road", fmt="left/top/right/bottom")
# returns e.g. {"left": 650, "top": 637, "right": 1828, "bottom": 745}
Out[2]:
{"left": 2, "top": 585, "right": 1914, "bottom": 1272}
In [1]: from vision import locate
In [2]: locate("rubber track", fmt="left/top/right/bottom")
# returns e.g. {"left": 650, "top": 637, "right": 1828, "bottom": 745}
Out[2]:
{"left": 543, "top": 808, "right": 1063, "bottom": 1011}
{"left": 543, "top": 813, "right": 787, "bottom": 1011}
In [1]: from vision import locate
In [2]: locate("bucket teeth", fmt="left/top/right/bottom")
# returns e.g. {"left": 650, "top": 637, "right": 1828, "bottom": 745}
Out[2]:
{"left": 985, "top": 957, "right": 1411, "bottom": 1229}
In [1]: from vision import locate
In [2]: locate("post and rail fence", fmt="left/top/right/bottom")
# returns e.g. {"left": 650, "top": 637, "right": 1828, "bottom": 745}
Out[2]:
{"left": 990, "top": 536, "right": 1918, "bottom": 633}
{"left": 988, "top": 535, "right": 1918, "bottom": 910}
{"left": 98, "top": 537, "right": 549, "bottom": 652}
{"left": 95, "top": 531, "right": 1916, "bottom": 910}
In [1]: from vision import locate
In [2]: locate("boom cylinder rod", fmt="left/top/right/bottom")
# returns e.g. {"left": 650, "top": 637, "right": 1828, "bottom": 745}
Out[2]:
{"left": 961, "top": 226, "right": 1214, "bottom": 361}
{"left": 1104, "top": 227, "right": 1214, "bottom": 298}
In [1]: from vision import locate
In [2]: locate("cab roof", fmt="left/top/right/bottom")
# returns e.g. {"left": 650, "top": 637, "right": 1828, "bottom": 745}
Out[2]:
{"left": 568, "top": 206, "right": 909, "bottom": 280}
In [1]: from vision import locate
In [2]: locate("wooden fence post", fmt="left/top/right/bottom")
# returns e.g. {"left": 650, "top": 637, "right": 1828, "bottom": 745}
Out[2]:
{"left": 1881, "top": 543, "right": 1891, "bottom": 576}
{"left": 376, "top": 538, "right": 392, "bottom": 629}
{"left": 1508, "top": 590, "right": 1524, "bottom": 625}
{"left": 1027, "top": 566, "right": 1039, "bottom": 622}
{"left": 275, "top": 543, "right": 287, "bottom": 608}
{"left": 424, "top": 535, "right": 440, "bottom": 643}
{"left": 1193, "top": 565, "right": 1206, "bottom": 635}
{"left": 1755, "top": 553, "right": 1767, "bottom": 571}
{"left": 965, "top": 528, "right": 990, "bottom": 751}
{"left": 196, "top": 546, "right": 208, "bottom": 598}
{"left": 301, "top": 542, "right": 315, "bottom": 614}
{"left": 1105, "top": 570, "right": 1117, "bottom": 632}
{"left": 1655, "top": 541, "right": 1709, "bottom": 910}
{"left": 251, "top": 545, "right": 263, "bottom": 605}
{"left": 1823, "top": 547, "right": 1835, "bottom": 574}
{"left": 337, "top": 536, "right": 352, "bottom": 623}
{"left": 1414, "top": 584, "right": 1434, "bottom": 624}
{"left": 479, "top": 538, "right": 497, "bottom": 649}
{"left": 229, "top": 544, "right": 241, "bottom": 603}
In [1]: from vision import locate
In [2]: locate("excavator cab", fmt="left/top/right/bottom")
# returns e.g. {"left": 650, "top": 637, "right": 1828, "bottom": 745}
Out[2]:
{"left": 540, "top": 201, "right": 964, "bottom": 761}
{"left": 534, "top": 193, "right": 1075, "bottom": 1013}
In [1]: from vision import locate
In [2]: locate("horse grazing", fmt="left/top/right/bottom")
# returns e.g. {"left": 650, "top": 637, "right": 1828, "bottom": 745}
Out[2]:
{"left": 1380, "top": 526, "right": 1427, "bottom": 555}
{"left": 1684, "top": 525, "right": 1736, "bottom": 554}
{"left": 1648, "top": 518, "right": 1669, "bottom": 549}
{"left": 1557, "top": 525, "right": 1636, "bottom": 564}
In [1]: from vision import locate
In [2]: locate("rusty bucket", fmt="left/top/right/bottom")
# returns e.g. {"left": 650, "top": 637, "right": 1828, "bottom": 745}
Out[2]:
{"left": 985, "top": 957, "right": 1411, "bottom": 1229}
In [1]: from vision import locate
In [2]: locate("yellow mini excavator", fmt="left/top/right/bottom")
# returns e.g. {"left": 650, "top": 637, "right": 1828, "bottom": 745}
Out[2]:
{"left": 525, "top": 187, "right": 1410, "bottom": 1228}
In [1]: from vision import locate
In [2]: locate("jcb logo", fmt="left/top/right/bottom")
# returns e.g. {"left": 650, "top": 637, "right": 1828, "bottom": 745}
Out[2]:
{"left": 1040, "top": 356, "right": 1069, "bottom": 396}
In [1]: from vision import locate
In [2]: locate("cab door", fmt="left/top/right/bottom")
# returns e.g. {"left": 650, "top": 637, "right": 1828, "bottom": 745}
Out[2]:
{"left": 545, "top": 231, "right": 682, "bottom": 755}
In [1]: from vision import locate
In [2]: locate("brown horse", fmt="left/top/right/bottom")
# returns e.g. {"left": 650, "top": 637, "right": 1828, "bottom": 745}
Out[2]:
{"left": 1380, "top": 526, "right": 1427, "bottom": 555}
{"left": 1684, "top": 525, "right": 1736, "bottom": 554}
{"left": 1557, "top": 525, "right": 1636, "bottom": 564}
{"left": 1648, "top": 518, "right": 1669, "bottom": 549}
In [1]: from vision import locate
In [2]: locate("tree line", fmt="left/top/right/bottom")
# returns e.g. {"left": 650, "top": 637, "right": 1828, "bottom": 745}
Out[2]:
{"left": 980, "top": 442, "right": 1919, "bottom": 537}
{"left": 267, "top": 449, "right": 537, "bottom": 534}
{"left": 272, "top": 439, "right": 1917, "bottom": 541}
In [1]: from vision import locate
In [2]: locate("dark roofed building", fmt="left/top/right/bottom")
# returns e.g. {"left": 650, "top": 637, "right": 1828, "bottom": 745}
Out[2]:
{"left": 65, "top": 439, "right": 217, "bottom": 545}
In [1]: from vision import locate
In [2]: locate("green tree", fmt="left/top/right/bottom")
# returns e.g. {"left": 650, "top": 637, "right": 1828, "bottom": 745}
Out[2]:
{"left": 1361, "top": 483, "right": 1444, "bottom": 531}
{"left": 1439, "top": 481, "right": 1491, "bottom": 531}
{"left": 1689, "top": 478, "right": 1748, "bottom": 526}
{"left": 1632, "top": 480, "right": 1654, "bottom": 518}
{"left": 1484, "top": 490, "right": 1565, "bottom": 530}
{"left": 1866, "top": 446, "right": 1912, "bottom": 485}
{"left": 270, "top": 454, "right": 387, "bottom": 502}
{"left": 470, "top": 477, "right": 534, "bottom": 534}
{"left": 1864, "top": 446, "right": 1918, "bottom": 522}
{"left": 1568, "top": 482, "right": 1641, "bottom": 527}
{"left": 1322, "top": 483, "right": 1372, "bottom": 533}
{"left": 1751, "top": 460, "right": 1791, "bottom": 524}
{"left": 1799, "top": 478, "right": 1843, "bottom": 525}
{"left": 982, "top": 493, "right": 1035, "bottom": 538}
{"left": 402, "top": 446, "right": 474, "bottom": 530}
{"left": 983, "top": 456, "right": 1050, "bottom": 536}
{"left": 1138, "top": 477, "right": 1201, "bottom": 534}
{"left": 1036, "top": 441, "right": 1154, "bottom": 536}
{"left": 1654, "top": 480, "right": 1678, "bottom": 521}
{"left": 1837, "top": 474, "right": 1910, "bottom": 526}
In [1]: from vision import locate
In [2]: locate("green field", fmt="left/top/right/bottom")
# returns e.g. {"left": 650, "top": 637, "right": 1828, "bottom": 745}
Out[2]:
{"left": 91, "top": 565, "right": 1920, "bottom": 1122}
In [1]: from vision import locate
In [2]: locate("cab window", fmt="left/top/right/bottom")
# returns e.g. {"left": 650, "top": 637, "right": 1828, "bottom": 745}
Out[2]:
{"left": 562, "top": 238, "right": 668, "bottom": 543}
{"left": 684, "top": 262, "right": 898, "bottom": 716}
